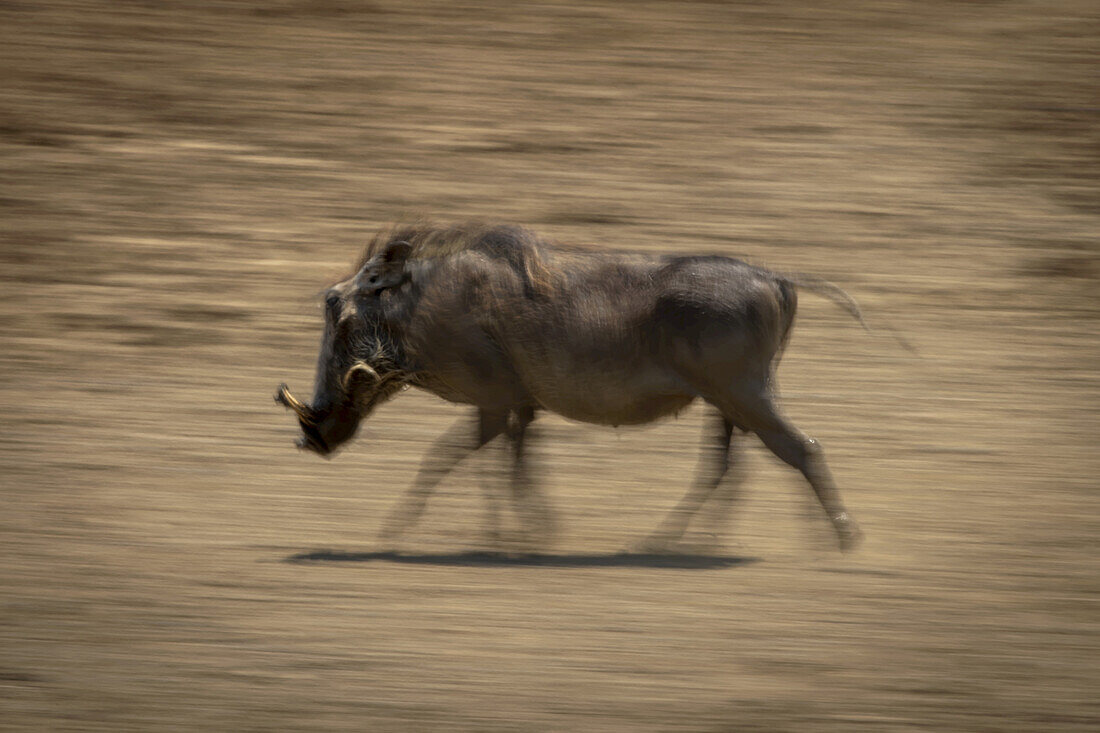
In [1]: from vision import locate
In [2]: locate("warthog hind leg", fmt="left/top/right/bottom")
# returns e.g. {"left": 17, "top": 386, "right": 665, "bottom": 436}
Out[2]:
{"left": 639, "top": 411, "right": 737, "bottom": 553}
{"left": 724, "top": 384, "right": 863, "bottom": 552}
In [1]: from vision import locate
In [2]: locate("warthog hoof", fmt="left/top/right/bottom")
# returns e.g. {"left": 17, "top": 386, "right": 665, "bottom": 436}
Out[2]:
{"left": 632, "top": 533, "right": 726, "bottom": 556}
{"left": 630, "top": 535, "right": 680, "bottom": 555}
{"left": 834, "top": 513, "right": 863, "bottom": 553}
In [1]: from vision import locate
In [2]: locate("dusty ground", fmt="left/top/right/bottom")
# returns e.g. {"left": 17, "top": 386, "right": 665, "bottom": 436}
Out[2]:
{"left": 1, "top": 1, "right": 1098, "bottom": 730}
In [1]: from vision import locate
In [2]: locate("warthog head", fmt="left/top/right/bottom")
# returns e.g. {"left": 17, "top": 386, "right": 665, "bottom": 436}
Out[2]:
{"left": 275, "top": 240, "right": 412, "bottom": 456}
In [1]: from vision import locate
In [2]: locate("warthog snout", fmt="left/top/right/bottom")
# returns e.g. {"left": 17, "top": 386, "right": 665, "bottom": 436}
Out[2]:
{"left": 275, "top": 383, "right": 360, "bottom": 457}
{"left": 275, "top": 383, "right": 330, "bottom": 455}
{"left": 295, "top": 425, "right": 330, "bottom": 455}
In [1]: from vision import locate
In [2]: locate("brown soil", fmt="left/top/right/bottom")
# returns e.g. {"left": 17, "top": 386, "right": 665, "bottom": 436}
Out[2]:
{"left": 1, "top": 1, "right": 1097, "bottom": 730}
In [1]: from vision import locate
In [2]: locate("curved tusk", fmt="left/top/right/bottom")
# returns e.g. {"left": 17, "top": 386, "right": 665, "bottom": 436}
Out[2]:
{"left": 341, "top": 362, "right": 381, "bottom": 392}
{"left": 275, "top": 383, "right": 314, "bottom": 422}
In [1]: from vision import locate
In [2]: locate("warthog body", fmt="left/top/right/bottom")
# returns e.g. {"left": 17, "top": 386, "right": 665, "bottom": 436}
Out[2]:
{"left": 277, "top": 223, "right": 864, "bottom": 551}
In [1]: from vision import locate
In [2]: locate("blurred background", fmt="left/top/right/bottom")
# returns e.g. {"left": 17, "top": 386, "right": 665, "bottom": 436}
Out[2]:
{"left": 1, "top": 1, "right": 1096, "bottom": 730}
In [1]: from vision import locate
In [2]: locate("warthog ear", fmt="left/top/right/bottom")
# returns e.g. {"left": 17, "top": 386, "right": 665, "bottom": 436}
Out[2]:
{"left": 381, "top": 239, "right": 412, "bottom": 265}
{"left": 359, "top": 240, "right": 413, "bottom": 294}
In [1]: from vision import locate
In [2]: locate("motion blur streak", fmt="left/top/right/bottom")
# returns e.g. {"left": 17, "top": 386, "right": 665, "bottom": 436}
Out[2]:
{"left": 1, "top": 1, "right": 1096, "bottom": 731}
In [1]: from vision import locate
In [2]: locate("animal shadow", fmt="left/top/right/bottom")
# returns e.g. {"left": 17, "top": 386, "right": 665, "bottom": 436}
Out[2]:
{"left": 284, "top": 549, "right": 757, "bottom": 570}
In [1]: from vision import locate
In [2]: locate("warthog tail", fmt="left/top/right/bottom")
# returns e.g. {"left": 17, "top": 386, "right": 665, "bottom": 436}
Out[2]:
{"left": 782, "top": 273, "right": 869, "bottom": 331}
{"left": 783, "top": 273, "right": 918, "bottom": 354}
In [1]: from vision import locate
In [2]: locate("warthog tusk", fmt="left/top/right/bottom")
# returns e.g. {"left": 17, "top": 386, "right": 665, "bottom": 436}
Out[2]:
{"left": 341, "top": 362, "right": 381, "bottom": 392}
{"left": 275, "top": 383, "right": 314, "bottom": 423}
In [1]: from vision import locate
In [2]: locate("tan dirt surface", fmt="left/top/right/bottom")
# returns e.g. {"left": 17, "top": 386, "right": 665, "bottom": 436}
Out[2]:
{"left": 1, "top": 1, "right": 1097, "bottom": 730}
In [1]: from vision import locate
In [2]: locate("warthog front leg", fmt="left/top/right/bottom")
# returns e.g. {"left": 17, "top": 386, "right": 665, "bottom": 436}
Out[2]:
{"left": 379, "top": 409, "right": 508, "bottom": 543}
{"left": 505, "top": 406, "right": 556, "bottom": 546}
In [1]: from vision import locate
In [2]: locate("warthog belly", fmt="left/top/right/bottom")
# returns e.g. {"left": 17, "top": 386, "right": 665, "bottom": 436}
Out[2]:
{"left": 532, "top": 386, "right": 696, "bottom": 427}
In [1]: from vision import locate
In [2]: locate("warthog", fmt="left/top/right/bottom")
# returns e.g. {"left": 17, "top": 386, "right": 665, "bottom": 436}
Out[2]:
{"left": 277, "top": 223, "right": 866, "bottom": 551}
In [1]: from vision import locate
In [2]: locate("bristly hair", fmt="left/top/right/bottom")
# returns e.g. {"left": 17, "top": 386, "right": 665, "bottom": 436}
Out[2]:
{"left": 356, "top": 221, "right": 554, "bottom": 297}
